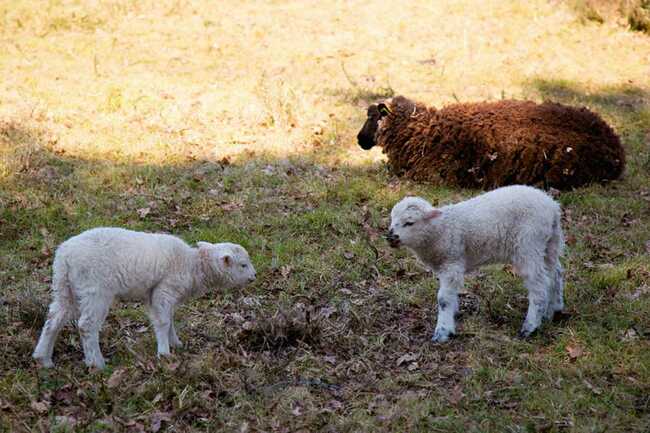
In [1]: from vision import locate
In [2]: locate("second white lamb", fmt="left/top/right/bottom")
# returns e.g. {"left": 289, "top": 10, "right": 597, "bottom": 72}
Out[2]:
{"left": 387, "top": 185, "right": 565, "bottom": 343}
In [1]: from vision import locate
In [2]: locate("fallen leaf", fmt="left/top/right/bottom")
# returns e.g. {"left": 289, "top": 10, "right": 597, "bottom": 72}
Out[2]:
{"left": 165, "top": 361, "right": 180, "bottom": 372}
{"left": 343, "top": 251, "right": 354, "bottom": 260}
{"left": 53, "top": 386, "right": 74, "bottom": 405}
{"left": 449, "top": 384, "right": 464, "bottom": 405}
{"left": 583, "top": 379, "right": 602, "bottom": 395}
{"left": 291, "top": 405, "right": 302, "bottom": 416}
{"left": 327, "top": 399, "right": 344, "bottom": 410}
{"left": 221, "top": 202, "right": 243, "bottom": 211}
{"left": 137, "top": 207, "right": 151, "bottom": 218}
{"left": 107, "top": 368, "right": 127, "bottom": 388}
{"left": 396, "top": 353, "right": 419, "bottom": 367}
{"left": 152, "top": 393, "right": 163, "bottom": 404}
{"left": 30, "top": 400, "right": 49, "bottom": 414}
{"left": 566, "top": 344, "right": 583, "bottom": 361}
{"left": 54, "top": 416, "right": 77, "bottom": 429}
{"left": 362, "top": 222, "right": 381, "bottom": 241}
{"left": 319, "top": 306, "right": 336, "bottom": 318}
{"left": 323, "top": 355, "right": 337, "bottom": 365}
{"left": 150, "top": 411, "right": 173, "bottom": 433}
{"left": 407, "top": 362, "right": 419, "bottom": 371}
{"left": 621, "top": 328, "right": 639, "bottom": 342}
{"left": 280, "top": 265, "right": 292, "bottom": 278}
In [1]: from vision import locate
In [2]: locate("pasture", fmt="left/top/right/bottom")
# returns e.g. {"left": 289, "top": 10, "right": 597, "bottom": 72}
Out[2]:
{"left": 1, "top": 1, "right": 649, "bottom": 431}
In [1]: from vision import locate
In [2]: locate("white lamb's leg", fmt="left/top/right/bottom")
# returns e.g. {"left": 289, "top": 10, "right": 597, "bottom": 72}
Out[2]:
{"left": 518, "top": 259, "right": 551, "bottom": 338}
{"left": 544, "top": 221, "right": 565, "bottom": 320}
{"left": 33, "top": 299, "right": 70, "bottom": 368}
{"left": 168, "top": 309, "right": 183, "bottom": 348}
{"left": 545, "top": 262, "right": 565, "bottom": 320}
{"left": 77, "top": 291, "right": 113, "bottom": 369}
{"left": 432, "top": 266, "right": 464, "bottom": 343}
{"left": 146, "top": 289, "right": 177, "bottom": 357}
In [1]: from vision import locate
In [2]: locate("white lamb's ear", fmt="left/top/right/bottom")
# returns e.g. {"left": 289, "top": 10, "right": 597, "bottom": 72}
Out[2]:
{"left": 220, "top": 254, "right": 232, "bottom": 267}
{"left": 423, "top": 209, "right": 442, "bottom": 220}
{"left": 197, "top": 242, "right": 212, "bottom": 260}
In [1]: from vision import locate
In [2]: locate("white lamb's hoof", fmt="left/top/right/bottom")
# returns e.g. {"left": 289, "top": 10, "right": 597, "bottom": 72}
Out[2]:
{"left": 517, "top": 325, "right": 538, "bottom": 339}
{"left": 34, "top": 356, "right": 54, "bottom": 368}
{"left": 85, "top": 358, "right": 106, "bottom": 370}
{"left": 157, "top": 351, "right": 171, "bottom": 358}
{"left": 431, "top": 328, "right": 454, "bottom": 344}
{"left": 170, "top": 340, "right": 183, "bottom": 349}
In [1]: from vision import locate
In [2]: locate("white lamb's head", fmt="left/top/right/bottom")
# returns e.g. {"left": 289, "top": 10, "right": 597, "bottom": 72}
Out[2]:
{"left": 197, "top": 242, "right": 256, "bottom": 289}
{"left": 388, "top": 197, "right": 441, "bottom": 248}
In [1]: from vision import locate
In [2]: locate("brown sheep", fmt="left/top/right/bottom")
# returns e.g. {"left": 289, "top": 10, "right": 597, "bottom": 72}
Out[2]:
{"left": 357, "top": 95, "right": 625, "bottom": 190}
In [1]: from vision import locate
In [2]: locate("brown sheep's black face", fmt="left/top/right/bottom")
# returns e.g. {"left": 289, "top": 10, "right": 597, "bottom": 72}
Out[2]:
{"left": 357, "top": 103, "right": 391, "bottom": 150}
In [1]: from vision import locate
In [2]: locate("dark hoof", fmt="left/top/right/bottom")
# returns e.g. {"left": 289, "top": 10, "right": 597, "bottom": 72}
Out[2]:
{"left": 552, "top": 311, "right": 572, "bottom": 323}
{"left": 517, "top": 328, "right": 536, "bottom": 339}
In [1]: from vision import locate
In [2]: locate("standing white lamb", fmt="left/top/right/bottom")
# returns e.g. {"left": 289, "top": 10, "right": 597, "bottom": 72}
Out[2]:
{"left": 387, "top": 185, "right": 565, "bottom": 342}
{"left": 32, "top": 227, "right": 257, "bottom": 369}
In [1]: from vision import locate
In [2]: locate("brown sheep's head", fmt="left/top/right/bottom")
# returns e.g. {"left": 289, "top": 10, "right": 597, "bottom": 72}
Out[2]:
{"left": 357, "top": 102, "right": 392, "bottom": 150}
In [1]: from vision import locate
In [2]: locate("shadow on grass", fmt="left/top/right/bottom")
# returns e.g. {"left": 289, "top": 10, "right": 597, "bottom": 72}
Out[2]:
{"left": 531, "top": 78, "right": 650, "bottom": 175}
{"left": 530, "top": 78, "right": 650, "bottom": 137}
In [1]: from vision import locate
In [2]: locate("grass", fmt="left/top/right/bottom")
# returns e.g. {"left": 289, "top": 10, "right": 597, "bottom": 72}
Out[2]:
{"left": 1, "top": 0, "right": 649, "bottom": 432}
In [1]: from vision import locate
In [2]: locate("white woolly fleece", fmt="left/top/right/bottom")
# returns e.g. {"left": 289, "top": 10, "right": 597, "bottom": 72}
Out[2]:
{"left": 33, "top": 227, "right": 256, "bottom": 369}
{"left": 390, "top": 185, "right": 565, "bottom": 342}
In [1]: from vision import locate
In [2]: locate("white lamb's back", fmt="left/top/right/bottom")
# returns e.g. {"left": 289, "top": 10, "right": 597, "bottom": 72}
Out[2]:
{"left": 453, "top": 185, "right": 557, "bottom": 218}
{"left": 451, "top": 185, "right": 558, "bottom": 234}
{"left": 439, "top": 185, "right": 561, "bottom": 271}
{"left": 56, "top": 227, "right": 190, "bottom": 298}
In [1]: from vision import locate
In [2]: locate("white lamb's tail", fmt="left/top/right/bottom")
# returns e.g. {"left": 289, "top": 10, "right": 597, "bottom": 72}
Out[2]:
{"left": 545, "top": 211, "right": 565, "bottom": 316}
{"left": 32, "top": 254, "right": 75, "bottom": 368}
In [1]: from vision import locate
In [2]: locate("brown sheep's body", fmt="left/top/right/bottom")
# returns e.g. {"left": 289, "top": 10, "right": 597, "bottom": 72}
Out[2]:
{"left": 359, "top": 96, "right": 625, "bottom": 190}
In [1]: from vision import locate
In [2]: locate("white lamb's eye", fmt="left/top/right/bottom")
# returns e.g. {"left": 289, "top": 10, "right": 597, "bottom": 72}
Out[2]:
{"left": 241, "top": 264, "right": 248, "bottom": 268}
{"left": 403, "top": 221, "right": 414, "bottom": 227}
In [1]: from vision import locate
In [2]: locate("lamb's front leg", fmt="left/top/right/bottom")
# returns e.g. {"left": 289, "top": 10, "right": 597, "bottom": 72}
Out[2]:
{"left": 168, "top": 310, "right": 183, "bottom": 349}
{"left": 432, "top": 267, "right": 464, "bottom": 343}
{"left": 146, "top": 290, "right": 178, "bottom": 357}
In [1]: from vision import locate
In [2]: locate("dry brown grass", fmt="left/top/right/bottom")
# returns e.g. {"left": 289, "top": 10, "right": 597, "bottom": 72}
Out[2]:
{"left": 2, "top": 0, "right": 649, "bottom": 168}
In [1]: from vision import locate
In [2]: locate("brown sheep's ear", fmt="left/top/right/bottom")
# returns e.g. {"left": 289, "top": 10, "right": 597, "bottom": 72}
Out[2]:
{"left": 423, "top": 209, "right": 442, "bottom": 220}
{"left": 377, "top": 103, "right": 392, "bottom": 117}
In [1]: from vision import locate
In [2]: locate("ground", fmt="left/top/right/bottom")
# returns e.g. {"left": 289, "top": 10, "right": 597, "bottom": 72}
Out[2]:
{"left": 0, "top": 1, "right": 649, "bottom": 432}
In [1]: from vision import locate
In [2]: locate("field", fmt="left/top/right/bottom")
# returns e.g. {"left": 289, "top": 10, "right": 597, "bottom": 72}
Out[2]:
{"left": 1, "top": 0, "right": 649, "bottom": 432}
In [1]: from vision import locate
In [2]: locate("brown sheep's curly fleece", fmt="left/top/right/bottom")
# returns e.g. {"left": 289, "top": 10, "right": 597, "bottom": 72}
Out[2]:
{"left": 360, "top": 96, "right": 625, "bottom": 190}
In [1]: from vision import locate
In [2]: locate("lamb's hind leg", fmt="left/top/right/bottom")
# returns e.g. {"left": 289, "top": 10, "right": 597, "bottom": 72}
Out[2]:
{"left": 77, "top": 291, "right": 113, "bottom": 369}
{"left": 518, "top": 258, "right": 551, "bottom": 338}
{"left": 432, "top": 266, "right": 464, "bottom": 343}
{"left": 544, "top": 217, "right": 565, "bottom": 321}
{"left": 33, "top": 299, "right": 70, "bottom": 368}
{"left": 546, "top": 262, "right": 564, "bottom": 321}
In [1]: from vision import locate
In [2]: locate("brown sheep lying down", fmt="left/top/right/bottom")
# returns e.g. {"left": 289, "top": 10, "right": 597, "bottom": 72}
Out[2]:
{"left": 357, "top": 95, "right": 625, "bottom": 189}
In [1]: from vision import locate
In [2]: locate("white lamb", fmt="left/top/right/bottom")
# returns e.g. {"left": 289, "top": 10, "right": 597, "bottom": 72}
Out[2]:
{"left": 32, "top": 227, "right": 256, "bottom": 369}
{"left": 387, "top": 185, "right": 565, "bottom": 343}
